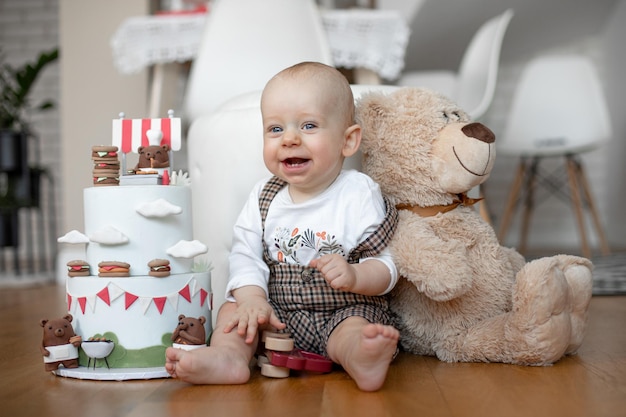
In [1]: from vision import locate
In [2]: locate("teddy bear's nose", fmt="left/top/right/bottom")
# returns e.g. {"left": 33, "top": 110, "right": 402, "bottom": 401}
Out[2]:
{"left": 54, "top": 328, "right": 64, "bottom": 337}
{"left": 462, "top": 122, "right": 495, "bottom": 144}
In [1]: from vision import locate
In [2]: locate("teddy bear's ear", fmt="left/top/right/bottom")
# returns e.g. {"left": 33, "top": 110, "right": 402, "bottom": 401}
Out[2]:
{"left": 64, "top": 314, "right": 73, "bottom": 323}
{"left": 356, "top": 92, "right": 391, "bottom": 152}
{"left": 356, "top": 92, "right": 390, "bottom": 122}
{"left": 40, "top": 319, "right": 49, "bottom": 327}
{"left": 178, "top": 314, "right": 186, "bottom": 321}
{"left": 198, "top": 316, "right": 206, "bottom": 325}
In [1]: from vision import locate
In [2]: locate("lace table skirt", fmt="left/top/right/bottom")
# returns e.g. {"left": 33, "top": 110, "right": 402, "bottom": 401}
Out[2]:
{"left": 321, "top": 9, "right": 410, "bottom": 81}
{"left": 111, "top": 9, "right": 410, "bottom": 81}
{"left": 111, "top": 13, "right": 208, "bottom": 75}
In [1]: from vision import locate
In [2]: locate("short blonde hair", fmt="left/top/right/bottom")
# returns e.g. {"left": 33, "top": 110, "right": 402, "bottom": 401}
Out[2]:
{"left": 264, "top": 61, "right": 355, "bottom": 125}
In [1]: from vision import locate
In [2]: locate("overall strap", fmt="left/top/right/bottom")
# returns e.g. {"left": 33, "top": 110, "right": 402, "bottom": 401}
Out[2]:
{"left": 347, "top": 195, "right": 398, "bottom": 263}
{"left": 259, "top": 176, "right": 288, "bottom": 265}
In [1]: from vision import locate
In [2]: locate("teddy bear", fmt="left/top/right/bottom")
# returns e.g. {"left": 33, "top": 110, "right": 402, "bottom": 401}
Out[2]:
{"left": 40, "top": 314, "right": 82, "bottom": 371}
{"left": 171, "top": 314, "right": 207, "bottom": 346}
{"left": 135, "top": 144, "right": 170, "bottom": 170}
{"left": 356, "top": 87, "right": 593, "bottom": 365}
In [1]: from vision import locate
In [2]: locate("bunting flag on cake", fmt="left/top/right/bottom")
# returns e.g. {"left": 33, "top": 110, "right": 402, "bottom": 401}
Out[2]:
{"left": 97, "top": 287, "right": 111, "bottom": 306}
{"left": 111, "top": 113, "right": 182, "bottom": 154}
{"left": 179, "top": 285, "right": 192, "bottom": 303}
{"left": 78, "top": 297, "right": 87, "bottom": 315}
{"left": 125, "top": 292, "right": 139, "bottom": 310}
{"left": 66, "top": 277, "right": 209, "bottom": 316}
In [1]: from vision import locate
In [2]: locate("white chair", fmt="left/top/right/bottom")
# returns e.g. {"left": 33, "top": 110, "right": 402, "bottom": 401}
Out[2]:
{"left": 188, "top": 85, "right": 399, "bottom": 321}
{"left": 497, "top": 54, "right": 612, "bottom": 259}
{"left": 397, "top": 9, "right": 513, "bottom": 121}
{"left": 183, "top": 0, "right": 333, "bottom": 123}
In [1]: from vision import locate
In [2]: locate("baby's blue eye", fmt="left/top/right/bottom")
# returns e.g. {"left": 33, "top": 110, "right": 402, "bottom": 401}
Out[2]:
{"left": 270, "top": 126, "right": 283, "bottom": 133}
{"left": 303, "top": 123, "right": 316, "bottom": 130}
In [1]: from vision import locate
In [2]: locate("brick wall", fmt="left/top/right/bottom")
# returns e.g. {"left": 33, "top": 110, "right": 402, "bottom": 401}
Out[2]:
{"left": 0, "top": 0, "right": 60, "bottom": 276}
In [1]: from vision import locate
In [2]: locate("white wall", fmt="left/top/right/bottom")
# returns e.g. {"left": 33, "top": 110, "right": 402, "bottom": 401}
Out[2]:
{"left": 600, "top": 0, "right": 626, "bottom": 250}
{"left": 57, "top": 0, "right": 149, "bottom": 281}
{"left": 59, "top": 0, "right": 148, "bottom": 233}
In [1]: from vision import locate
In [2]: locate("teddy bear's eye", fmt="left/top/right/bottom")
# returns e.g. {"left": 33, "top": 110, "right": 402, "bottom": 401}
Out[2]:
{"left": 451, "top": 111, "right": 461, "bottom": 120}
{"left": 189, "top": 323, "right": 194, "bottom": 327}
{"left": 442, "top": 112, "right": 449, "bottom": 121}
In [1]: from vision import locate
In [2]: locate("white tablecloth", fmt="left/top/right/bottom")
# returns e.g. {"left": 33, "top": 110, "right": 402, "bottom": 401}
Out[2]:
{"left": 110, "top": 9, "right": 410, "bottom": 81}
{"left": 320, "top": 10, "right": 410, "bottom": 81}
{"left": 110, "top": 14, "right": 208, "bottom": 75}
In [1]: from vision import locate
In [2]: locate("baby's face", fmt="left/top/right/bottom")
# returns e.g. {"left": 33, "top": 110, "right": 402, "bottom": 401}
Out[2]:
{"left": 261, "top": 76, "right": 353, "bottom": 202}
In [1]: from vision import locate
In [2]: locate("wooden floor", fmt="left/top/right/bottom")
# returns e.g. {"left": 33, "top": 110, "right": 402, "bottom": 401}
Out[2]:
{"left": 1, "top": 284, "right": 624, "bottom": 417}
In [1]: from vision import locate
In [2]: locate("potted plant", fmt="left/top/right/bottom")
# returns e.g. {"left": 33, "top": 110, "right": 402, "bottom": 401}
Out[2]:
{"left": 0, "top": 48, "right": 59, "bottom": 172}
{"left": 0, "top": 48, "right": 58, "bottom": 248}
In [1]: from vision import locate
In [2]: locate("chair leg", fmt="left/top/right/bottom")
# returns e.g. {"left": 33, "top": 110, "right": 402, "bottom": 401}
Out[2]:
{"left": 570, "top": 156, "right": 611, "bottom": 256}
{"left": 566, "top": 156, "right": 591, "bottom": 259}
{"left": 498, "top": 159, "right": 527, "bottom": 242}
{"left": 519, "top": 157, "right": 539, "bottom": 254}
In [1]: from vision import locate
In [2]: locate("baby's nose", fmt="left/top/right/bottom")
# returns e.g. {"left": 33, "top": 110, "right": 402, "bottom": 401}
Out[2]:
{"left": 282, "top": 130, "right": 301, "bottom": 146}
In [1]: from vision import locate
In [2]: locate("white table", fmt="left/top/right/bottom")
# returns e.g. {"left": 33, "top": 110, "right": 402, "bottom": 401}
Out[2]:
{"left": 110, "top": 9, "right": 410, "bottom": 115}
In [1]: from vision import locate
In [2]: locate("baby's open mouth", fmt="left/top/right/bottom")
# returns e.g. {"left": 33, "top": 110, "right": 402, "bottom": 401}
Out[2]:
{"left": 283, "top": 158, "right": 309, "bottom": 166}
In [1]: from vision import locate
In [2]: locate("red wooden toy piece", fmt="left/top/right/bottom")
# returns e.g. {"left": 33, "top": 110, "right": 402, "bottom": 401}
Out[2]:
{"left": 266, "top": 349, "right": 333, "bottom": 373}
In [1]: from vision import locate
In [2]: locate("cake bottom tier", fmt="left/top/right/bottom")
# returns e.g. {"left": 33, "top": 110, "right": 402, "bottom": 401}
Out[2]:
{"left": 63, "top": 271, "right": 212, "bottom": 373}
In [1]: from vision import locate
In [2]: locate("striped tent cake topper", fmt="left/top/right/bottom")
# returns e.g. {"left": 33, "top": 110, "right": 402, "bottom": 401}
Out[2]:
{"left": 112, "top": 110, "right": 181, "bottom": 177}
{"left": 112, "top": 109, "right": 181, "bottom": 153}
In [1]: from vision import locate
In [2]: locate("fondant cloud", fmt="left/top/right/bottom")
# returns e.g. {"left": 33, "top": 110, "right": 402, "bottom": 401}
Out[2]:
{"left": 167, "top": 240, "right": 208, "bottom": 258}
{"left": 57, "top": 230, "right": 90, "bottom": 244}
{"left": 89, "top": 226, "right": 129, "bottom": 245}
{"left": 135, "top": 198, "right": 182, "bottom": 218}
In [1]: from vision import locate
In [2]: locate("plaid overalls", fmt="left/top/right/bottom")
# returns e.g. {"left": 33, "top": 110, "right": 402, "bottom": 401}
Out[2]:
{"left": 259, "top": 176, "right": 398, "bottom": 356}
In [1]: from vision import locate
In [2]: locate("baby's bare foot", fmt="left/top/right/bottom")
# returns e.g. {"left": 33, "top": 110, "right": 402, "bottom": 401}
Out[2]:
{"left": 344, "top": 323, "right": 399, "bottom": 391}
{"left": 165, "top": 345, "right": 250, "bottom": 384}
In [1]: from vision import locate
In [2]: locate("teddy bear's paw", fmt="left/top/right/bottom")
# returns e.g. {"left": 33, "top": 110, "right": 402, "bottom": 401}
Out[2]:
{"left": 405, "top": 258, "right": 474, "bottom": 302}
{"left": 554, "top": 255, "right": 593, "bottom": 354}
{"left": 417, "top": 277, "right": 473, "bottom": 302}
{"left": 506, "top": 257, "right": 574, "bottom": 364}
{"left": 505, "top": 311, "right": 572, "bottom": 365}
{"left": 512, "top": 257, "right": 570, "bottom": 324}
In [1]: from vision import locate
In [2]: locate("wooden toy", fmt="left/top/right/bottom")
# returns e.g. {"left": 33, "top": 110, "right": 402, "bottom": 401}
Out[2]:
{"left": 259, "top": 331, "right": 333, "bottom": 378}
{"left": 266, "top": 349, "right": 333, "bottom": 373}
{"left": 264, "top": 336, "right": 295, "bottom": 352}
{"left": 260, "top": 362, "right": 291, "bottom": 378}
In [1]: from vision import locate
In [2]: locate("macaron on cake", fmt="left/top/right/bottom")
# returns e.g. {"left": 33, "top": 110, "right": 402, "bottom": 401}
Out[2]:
{"left": 92, "top": 145, "right": 120, "bottom": 186}
{"left": 66, "top": 260, "right": 91, "bottom": 277}
{"left": 148, "top": 259, "right": 171, "bottom": 277}
{"left": 97, "top": 261, "right": 130, "bottom": 277}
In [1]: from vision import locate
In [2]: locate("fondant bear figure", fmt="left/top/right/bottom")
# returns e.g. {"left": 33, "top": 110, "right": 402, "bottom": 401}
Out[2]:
{"left": 356, "top": 88, "right": 593, "bottom": 366}
{"left": 171, "top": 314, "right": 207, "bottom": 346}
{"left": 40, "top": 314, "right": 82, "bottom": 371}
{"left": 135, "top": 144, "right": 170, "bottom": 170}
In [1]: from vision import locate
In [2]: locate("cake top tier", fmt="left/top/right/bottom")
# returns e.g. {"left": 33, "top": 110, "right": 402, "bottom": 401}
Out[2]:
{"left": 95, "top": 110, "right": 184, "bottom": 186}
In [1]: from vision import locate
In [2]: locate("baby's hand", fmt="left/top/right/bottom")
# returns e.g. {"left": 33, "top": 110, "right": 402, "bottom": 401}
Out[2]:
{"left": 310, "top": 254, "right": 357, "bottom": 292}
{"left": 224, "top": 293, "right": 285, "bottom": 344}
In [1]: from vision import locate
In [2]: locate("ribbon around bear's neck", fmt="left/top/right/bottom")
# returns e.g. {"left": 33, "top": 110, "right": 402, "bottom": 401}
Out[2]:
{"left": 396, "top": 193, "right": 483, "bottom": 217}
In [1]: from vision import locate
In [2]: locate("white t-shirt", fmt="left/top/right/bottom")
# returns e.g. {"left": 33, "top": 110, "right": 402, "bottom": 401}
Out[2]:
{"left": 225, "top": 170, "right": 397, "bottom": 301}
